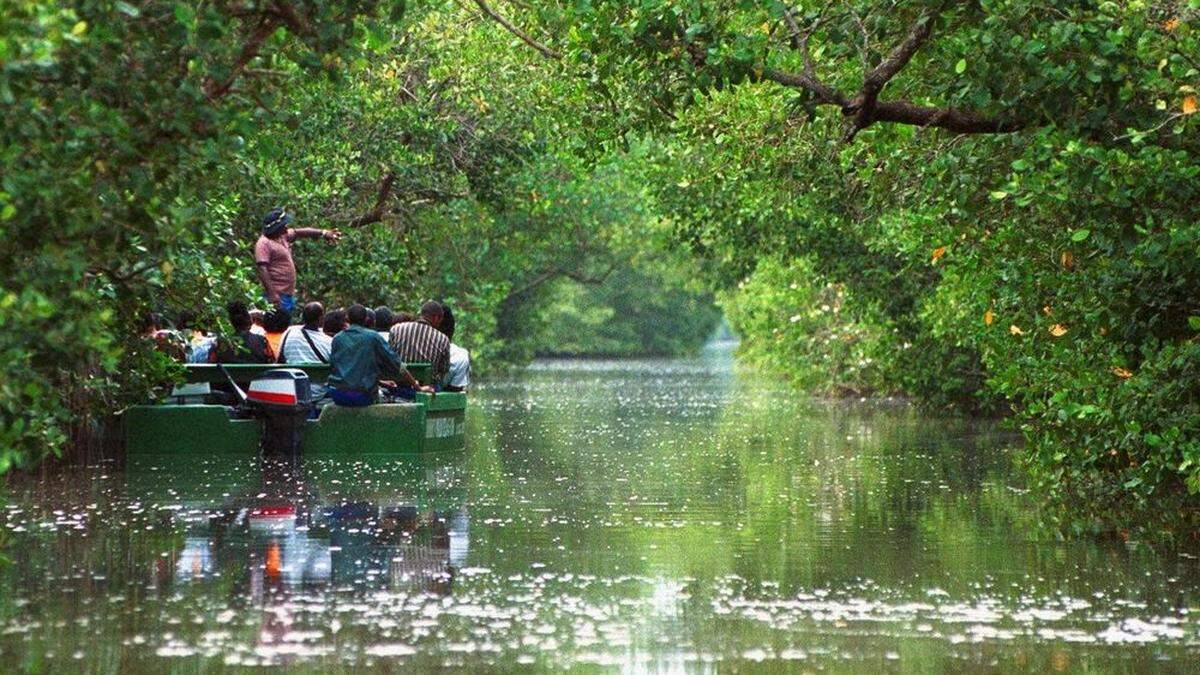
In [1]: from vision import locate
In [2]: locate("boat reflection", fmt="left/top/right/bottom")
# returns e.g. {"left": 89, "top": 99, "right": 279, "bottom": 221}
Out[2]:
{"left": 127, "top": 452, "right": 469, "bottom": 597}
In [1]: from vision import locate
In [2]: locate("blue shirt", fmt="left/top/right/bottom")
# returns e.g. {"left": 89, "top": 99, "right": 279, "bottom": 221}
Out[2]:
{"left": 326, "top": 325, "right": 407, "bottom": 396}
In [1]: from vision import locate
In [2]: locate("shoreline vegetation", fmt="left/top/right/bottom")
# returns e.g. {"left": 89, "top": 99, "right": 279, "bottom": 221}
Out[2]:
{"left": 3, "top": 2, "right": 1199, "bottom": 541}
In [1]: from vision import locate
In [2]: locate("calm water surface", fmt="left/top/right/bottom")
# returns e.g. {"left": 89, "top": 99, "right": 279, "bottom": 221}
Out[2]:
{"left": 1, "top": 346, "right": 1198, "bottom": 672}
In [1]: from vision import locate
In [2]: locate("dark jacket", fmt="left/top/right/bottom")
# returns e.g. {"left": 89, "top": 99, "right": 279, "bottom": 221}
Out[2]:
{"left": 327, "top": 325, "right": 407, "bottom": 396}
{"left": 211, "top": 330, "right": 270, "bottom": 364}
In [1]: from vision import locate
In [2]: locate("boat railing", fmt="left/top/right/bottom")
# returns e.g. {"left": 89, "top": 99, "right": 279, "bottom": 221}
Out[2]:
{"left": 183, "top": 363, "right": 435, "bottom": 386}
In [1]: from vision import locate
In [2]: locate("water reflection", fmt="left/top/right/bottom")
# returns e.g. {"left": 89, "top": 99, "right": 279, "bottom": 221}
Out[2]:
{"left": 156, "top": 456, "right": 469, "bottom": 596}
{"left": 1, "top": 347, "right": 1198, "bottom": 670}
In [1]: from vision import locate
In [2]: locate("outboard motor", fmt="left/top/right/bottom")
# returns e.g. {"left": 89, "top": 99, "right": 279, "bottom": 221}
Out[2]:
{"left": 246, "top": 369, "right": 312, "bottom": 455}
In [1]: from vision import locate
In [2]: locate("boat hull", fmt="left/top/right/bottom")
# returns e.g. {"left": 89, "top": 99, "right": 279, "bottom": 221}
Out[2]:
{"left": 123, "top": 382, "right": 466, "bottom": 455}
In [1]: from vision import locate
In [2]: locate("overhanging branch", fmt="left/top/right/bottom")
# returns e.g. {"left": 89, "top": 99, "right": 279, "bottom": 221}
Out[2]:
{"left": 473, "top": 0, "right": 562, "bottom": 60}
{"left": 845, "top": 10, "right": 937, "bottom": 139}
{"left": 203, "top": 15, "right": 278, "bottom": 99}
{"left": 346, "top": 172, "right": 397, "bottom": 228}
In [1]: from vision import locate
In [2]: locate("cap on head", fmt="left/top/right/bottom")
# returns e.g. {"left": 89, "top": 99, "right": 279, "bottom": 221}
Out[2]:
{"left": 262, "top": 208, "right": 292, "bottom": 237}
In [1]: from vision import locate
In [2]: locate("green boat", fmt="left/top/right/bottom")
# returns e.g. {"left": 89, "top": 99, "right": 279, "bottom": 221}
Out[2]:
{"left": 122, "top": 363, "right": 466, "bottom": 455}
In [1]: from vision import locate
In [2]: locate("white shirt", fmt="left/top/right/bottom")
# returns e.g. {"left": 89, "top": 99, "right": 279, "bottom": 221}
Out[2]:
{"left": 278, "top": 325, "right": 332, "bottom": 364}
{"left": 445, "top": 343, "right": 470, "bottom": 389}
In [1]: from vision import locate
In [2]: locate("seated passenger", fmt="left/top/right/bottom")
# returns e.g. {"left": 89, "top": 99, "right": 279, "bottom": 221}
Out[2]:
{"left": 210, "top": 301, "right": 271, "bottom": 364}
{"left": 323, "top": 308, "right": 347, "bottom": 337}
{"left": 374, "top": 306, "right": 396, "bottom": 340}
{"left": 436, "top": 303, "right": 471, "bottom": 393}
{"left": 249, "top": 309, "right": 268, "bottom": 336}
{"left": 141, "top": 312, "right": 187, "bottom": 361}
{"left": 278, "top": 302, "right": 332, "bottom": 364}
{"left": 262, "top": 308, "right": 291, "bottom": 362}
{"left": 388, "top": 301, "right": 451, "bottom": 385}
{"left": 175, "top": 310, "right": 217, "bottom": 364}
{"left": 326, "top": 304, "right": 431, "bottom": 407}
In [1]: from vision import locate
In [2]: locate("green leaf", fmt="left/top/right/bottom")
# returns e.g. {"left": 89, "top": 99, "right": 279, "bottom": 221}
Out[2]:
{"left": 1188, "top": 316, "right": 1200, "bottom": 331}
{"left": 1070, "top": 229, "right": 1090, "bottom": 242}
{"left": 955, "top": 58, "right": 967, "bottom": 74}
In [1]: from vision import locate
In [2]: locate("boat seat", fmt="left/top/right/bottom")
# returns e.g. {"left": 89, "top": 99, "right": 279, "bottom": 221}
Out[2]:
{"left": 169, "top": 381, "right": 211, "bottom": 405}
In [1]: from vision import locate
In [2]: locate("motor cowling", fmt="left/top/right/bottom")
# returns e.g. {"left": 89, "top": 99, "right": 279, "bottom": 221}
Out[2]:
{"left": 247, "top": 369, "right": 312, "bottom": 455}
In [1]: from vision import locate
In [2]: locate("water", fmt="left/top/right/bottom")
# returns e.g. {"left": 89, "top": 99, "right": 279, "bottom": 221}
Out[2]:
{"left": 1, "top": 346, "right": 1198, "bottom": 671}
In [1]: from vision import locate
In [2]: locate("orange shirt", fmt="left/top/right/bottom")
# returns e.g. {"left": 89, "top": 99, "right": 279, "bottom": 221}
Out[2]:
{"left": 265, "top": 331, "right": 285, "bottom": 362}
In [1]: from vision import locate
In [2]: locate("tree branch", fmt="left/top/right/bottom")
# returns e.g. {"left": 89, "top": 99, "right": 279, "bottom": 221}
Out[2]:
{"left": 870, "top": 100, "right": 1026, "bottom": 134}
{"left": 845, "top": 10, "right": 937, "bottom": 140}
{"left": 203, "top": 15, "right": 278, "bottom": 99}
{"left": 564, "top": 263, "right": 616, "bottom": 285}
{"left": 473, "top": 0, "right": 562, "bottom": 60}
{"left": 781, "top": 7, "right": 804, "bottom": 50}
{"left": 762, "top": 67, "right": 847, "bottom": 107}
{"left": 346, "top": 172, "right": 397, "bottom": 228}
{"left": 505, "top": 269, "right": 559, "bottom": 300}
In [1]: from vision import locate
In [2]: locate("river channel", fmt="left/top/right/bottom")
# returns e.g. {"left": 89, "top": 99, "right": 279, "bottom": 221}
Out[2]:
{"left": 0, "top": 345, "right": 1197, "bottom": 671}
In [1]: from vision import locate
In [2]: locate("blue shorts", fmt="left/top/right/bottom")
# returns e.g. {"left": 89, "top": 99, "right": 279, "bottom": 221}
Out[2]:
{"left": 330, "top": 389, "right": 373, "bottom": 407}
{"left": 265, "top": 294, "right": 297, "bottom": 313}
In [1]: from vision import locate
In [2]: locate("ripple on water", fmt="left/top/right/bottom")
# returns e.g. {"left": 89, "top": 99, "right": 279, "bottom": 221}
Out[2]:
{"left": 0, "top": 349, "right": 1198, "bottom": 670}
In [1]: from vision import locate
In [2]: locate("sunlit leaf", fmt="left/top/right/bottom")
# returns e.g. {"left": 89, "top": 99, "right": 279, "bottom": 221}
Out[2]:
{"left": 1049, "top": 324, "right": 1067, "bottom": 337}
{"left": 1009, "top": 325, "right": 1025, "bottom": 336}
{"left": 1112, "top": 367, "right": 1134, "bottom": 379}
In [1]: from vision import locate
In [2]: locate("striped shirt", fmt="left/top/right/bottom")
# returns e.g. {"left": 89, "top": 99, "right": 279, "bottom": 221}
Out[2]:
{"left": 278, "top": 325, "right": 332, "bottom": 364}
{"left": 388, "top": 319, "right": 450, "bottom": 384}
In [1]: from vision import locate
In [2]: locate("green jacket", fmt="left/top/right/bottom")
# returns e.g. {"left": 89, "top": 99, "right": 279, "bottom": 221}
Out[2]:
{"left": 326, "top": 325, "right": 406, "bottom": 395}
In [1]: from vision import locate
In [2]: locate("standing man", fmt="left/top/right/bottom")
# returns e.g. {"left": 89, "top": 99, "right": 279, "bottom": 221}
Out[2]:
{"left": 254, "top": 208, "right": 342, "bottom": 314}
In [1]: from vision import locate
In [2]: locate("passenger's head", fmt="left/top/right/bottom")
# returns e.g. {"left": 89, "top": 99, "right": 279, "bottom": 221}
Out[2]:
{"left": 347, "top": 303, "right": 369, "bottom": 326}
{"left": 226, "top": 300, "right": 252, "bottom": 332}
{"left": 373, "top": 306, "right": 395, "bottom": 330}
{"left": 301, "top": 301, "right": 324, "bottom": 328}
{"left": 140, "top": 312, "right": 162, "bottom": 335}
{"left": 438, "top": 303, "right": 456, "bottom": 341}
{"left": 323, "top": 309, "right": 347, "bottom": 336}
{"left": 419, "top": 300, "right": 444, "bottom": 327}
{"left": 264, "top": 308, "right": 291, "bottom": 333}
{"left": 176, "top": 309, "right": 196, "bottom": 331}
{"left": 249, "top": 309, "right": 265, "bottom": 328}
{"left": 395, "top": 312, "right": 414, "bottom": 324}
{"left": 364, "top": 308, "right": 376, "bottom": 329}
